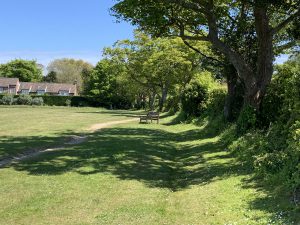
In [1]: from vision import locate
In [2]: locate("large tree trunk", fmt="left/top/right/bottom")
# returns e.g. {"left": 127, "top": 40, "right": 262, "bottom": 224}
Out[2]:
{"left": 205, "top": 4, "right": 274, "bottom": 111}
{"left": 243, "top": 6, "right": 274, "bottom": 110}
{"left": 224, "top": 64, "right": 244, "bottom": 121}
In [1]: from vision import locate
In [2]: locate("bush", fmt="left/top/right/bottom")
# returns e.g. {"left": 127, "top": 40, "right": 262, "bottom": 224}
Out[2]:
{"left": 65, "top": 99, "right": 71, "bottom": 107}
{"left": 31, "top": 97, "right": 44, "bottom": 106}
{"left": 0, "top": 95, "right": 14, "bottom": 105}
{"left": 17, "top": 95, "right": 32, "bottom": 105}
{"left": 228, "top": 55, "right": 300, "bottom": 192}
{"left": 205, "top": 88, "right": 227, "bottom": 117}
{"left": 236, "top": 105, "right": 257, "bottom": 135}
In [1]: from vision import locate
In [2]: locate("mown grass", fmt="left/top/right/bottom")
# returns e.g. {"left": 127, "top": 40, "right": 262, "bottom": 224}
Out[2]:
{"left": 0, "top": 106, "right": 138, "bottom": 159}
{"left": 0, "top": 108, "right": 298, "bottom": 224}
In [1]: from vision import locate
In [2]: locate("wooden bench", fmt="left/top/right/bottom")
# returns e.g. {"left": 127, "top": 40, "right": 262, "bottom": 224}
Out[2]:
{"left": 140, "top": 111, "right": 160, "bottom": 124}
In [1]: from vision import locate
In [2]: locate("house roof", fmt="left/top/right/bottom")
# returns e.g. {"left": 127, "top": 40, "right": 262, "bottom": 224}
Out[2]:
{"left": 0, "top": 77, "right": 77, "bottom": 94}
{"left": 19, "top": 82, "right": 77, "bottom": 94}
{"left": 0, "top": 77, "right": 19, "bottom": 87}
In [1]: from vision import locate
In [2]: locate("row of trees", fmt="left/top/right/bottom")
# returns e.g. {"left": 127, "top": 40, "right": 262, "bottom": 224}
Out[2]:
{"left": 111, "top": 0, "right": 299, "bottom": 114}
{"left": 83, "top": 31, "right": 217, "bottom": 110}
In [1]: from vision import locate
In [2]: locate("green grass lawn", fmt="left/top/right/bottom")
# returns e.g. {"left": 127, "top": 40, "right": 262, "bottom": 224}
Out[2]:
{"left": 0, "top": 106, "right": 138, "bottom": 159}
{"left": 0, "top": 107, "right": 298, "bottom": 224}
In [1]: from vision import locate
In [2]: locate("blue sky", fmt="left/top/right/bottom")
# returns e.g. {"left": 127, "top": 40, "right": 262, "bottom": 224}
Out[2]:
{"left": 0, "top": 0, "right": 288, "bottom": 68}
{"left": 0, "top": 0, "right": 134, "bottom": 67}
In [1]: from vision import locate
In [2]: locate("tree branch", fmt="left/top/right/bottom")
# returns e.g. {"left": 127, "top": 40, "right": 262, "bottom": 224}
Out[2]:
{"left": 182, "top": 39, "right": 225, "bottom": 65}
{"left": 275, "top": 40, "right": 298, "bottom": 53}
{"left": 271, "top": 9, "right": 300, "bottom": 35}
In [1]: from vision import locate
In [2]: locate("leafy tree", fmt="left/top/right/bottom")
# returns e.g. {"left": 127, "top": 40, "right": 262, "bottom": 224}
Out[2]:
{"left": 84, "top": 59, "right": 134, "bottom": 109}
{"left": 47, "top": 58, "right": 93, "bottom": 93}
{"left": 104, "top": 31, "right": 206, "bottom": 111}
{"left": 0, "top": 59, "right": 43, "bottom": 82}
{"left": 111, "top": 0, "right": 300, "bottom": 110}
{"left": 43, "top": 71, "right": 57, "bottom": 83}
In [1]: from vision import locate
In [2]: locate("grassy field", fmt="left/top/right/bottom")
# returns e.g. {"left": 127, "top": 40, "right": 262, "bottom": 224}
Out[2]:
{"left": 0, "top": 107, "right": 298, "bottom": 224}
{"left": 0, "top": 106, "right": 137, "bottom": 159}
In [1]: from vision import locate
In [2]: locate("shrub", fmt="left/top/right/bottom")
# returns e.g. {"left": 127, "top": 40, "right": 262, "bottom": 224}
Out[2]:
{"left": 17, "top": 95, "right": 32, "bottom": 105}
{"left": 236, "top": 105, "right": 257, "bottom": 135}
{"left": 205, "top": 88, "right": 227, "bottom": 117}
{"left": 31, "top": 97, "right": 44, "bottom": 106}
{"left": 65, "top": 99, "right": 71, "bottom": 107}
{"left": 0, "top": 95, "right": 14, "bottom": 105}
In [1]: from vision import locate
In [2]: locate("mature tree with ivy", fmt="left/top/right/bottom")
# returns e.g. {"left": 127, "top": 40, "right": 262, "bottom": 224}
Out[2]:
{"left": 0, "top": 59, "right": 43, "bottom": 82}
{"left": 111, "top": 0, "right": 300, "bottom": 110}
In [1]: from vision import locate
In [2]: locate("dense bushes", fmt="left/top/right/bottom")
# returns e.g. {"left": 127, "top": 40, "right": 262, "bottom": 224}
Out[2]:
{"left": 181, "top": 81, "right": 208, "bottom": 117}
{"left": 228, "top": 56, "right": 300, "bottom": 193}
{"left": 0, "top": 95, "right": 14, "bottom": 105}
{"left": 181, "top": 72, "right": 224, "bottom": 118}
{"left": 0, "top": 95, "right": 44, "bottom": 106}
{"left": 0, "top": 94, "right": 112, "bottom": 108}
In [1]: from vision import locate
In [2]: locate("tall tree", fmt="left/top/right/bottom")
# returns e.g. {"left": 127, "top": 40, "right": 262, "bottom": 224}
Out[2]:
{"left": 111, "top": 0, "right": 300, "bottom": 110}
{"left": 0, "top": 59, "right": 43, "bottom": 82}
{"left": 105, "top": 32, "right": 206, "bottom": 110}
{"left": 47, "top": 58, "right": 93, "bottom": 93}
{"left": 43, "top": 71, "right": 57, "bottom": 83}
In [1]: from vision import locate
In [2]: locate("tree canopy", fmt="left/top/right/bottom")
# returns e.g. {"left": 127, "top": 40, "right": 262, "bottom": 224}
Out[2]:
{"left": 0, "top": 59, "right": 43, "bottom": 82}
{"left": 96, "top": 31, "right": 210, "bottom": 110}
{"left": 47, "top": 58, "right": 93, "bottom": 93}
{"left": 111, "top": 0, "right": 300, "bottom": 109}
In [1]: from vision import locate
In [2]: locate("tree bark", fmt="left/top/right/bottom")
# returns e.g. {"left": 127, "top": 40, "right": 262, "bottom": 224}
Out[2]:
{"left": 159, "top": 82, "right": 169, "bottom": 112}
{"left": 204, "top": 3, "right": 274, "bottom": 110}
{"left": 149, "top": 91, "right": 157, "bottom": 111}
{"left": 224, "top": 64, "right": 244, "bottom": 121}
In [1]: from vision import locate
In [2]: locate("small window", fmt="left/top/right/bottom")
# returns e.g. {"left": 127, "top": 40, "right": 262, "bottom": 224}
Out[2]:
{"left": 21, "top": 89, "right": 30, "bottom": 95}
{"left": 0, "top": 87, "right": 3, "bottom": 93}
{"left": 59, "top": 90, "right": 69, "bottom": 96}
{"left": 9, "top": 88, "right": 16, "bottom": 94}
{"left": 37, "top": 90, "right": 45, "bottom": 95}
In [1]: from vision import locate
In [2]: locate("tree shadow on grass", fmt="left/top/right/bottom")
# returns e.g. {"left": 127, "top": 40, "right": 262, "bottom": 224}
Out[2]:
{"left": 0, "top": 131, "right": 81, "bottom": 161}
{"left": 11, "top": 127, "right": 248, "bottom": 191}
{"left": 4, "top": 124, "right": 299, "bottom": 222}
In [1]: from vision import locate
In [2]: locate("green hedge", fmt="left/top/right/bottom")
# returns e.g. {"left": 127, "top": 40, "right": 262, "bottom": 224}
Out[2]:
{"left": 0, "top": 95, "right": 110, "bottom": 108}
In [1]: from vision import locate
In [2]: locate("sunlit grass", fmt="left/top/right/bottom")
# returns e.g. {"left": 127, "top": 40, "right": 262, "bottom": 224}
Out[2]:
{"left": 0, "top": 110, "right": 298, "bottom": 224}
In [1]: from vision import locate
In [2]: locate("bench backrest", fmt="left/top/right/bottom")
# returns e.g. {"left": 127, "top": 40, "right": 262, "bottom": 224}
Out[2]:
{"left": 147, "top": 111, "right": 159, "bottom": 117}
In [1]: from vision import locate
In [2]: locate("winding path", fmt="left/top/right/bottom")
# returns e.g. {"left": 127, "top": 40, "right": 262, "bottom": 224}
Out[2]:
{"left": 0, "top": 118, "right": 138, "bottom": 168}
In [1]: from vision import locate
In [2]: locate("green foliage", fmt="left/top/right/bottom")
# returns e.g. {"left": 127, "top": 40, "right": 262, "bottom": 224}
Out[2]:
{"left": 236, "top": 105, "right": 257, "bottom": 135}
{"left": 181, "top": 83, "right": 208, "bottom": 117}
{"left": 205, "top": 88, "right": 227, "bottom": 118}
{"left": 181, "top": 72, "right": 224, "bottom": 118}
{"left": 84, "top": 59, "right": 133, "bottom": 109}
{"left": 31, "top": 97, "right": 44, "bottom": 106}
{"left": 228, "top": 55, "right": 300, "bottom": 192}
{"left": 99, "top": 31, "right": 208, "bottom": 111}
{"left": 0, "top": 95, "right": 14, "bottom": 105}
{"left": 47, "top": 58, "right": 93, "bottom": 93}
{"left": 0, "top": 59, "right": 43, "bottom": 82}
{"left": 43, "top": 71, "right": 57, "bottom": 83}
{"left": 260, "top": 56, "right": 300, "bottom": 126}
{"left": 65, "top": 99, "right": 71, "bottom": 107}
{"left": 17, "top": 95, "right": 32, "bottom": 105}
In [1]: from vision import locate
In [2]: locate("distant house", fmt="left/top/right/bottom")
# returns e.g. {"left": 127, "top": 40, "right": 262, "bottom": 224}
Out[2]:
{"left": 0, "top": 77, "right": 78, "bottom": 96}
